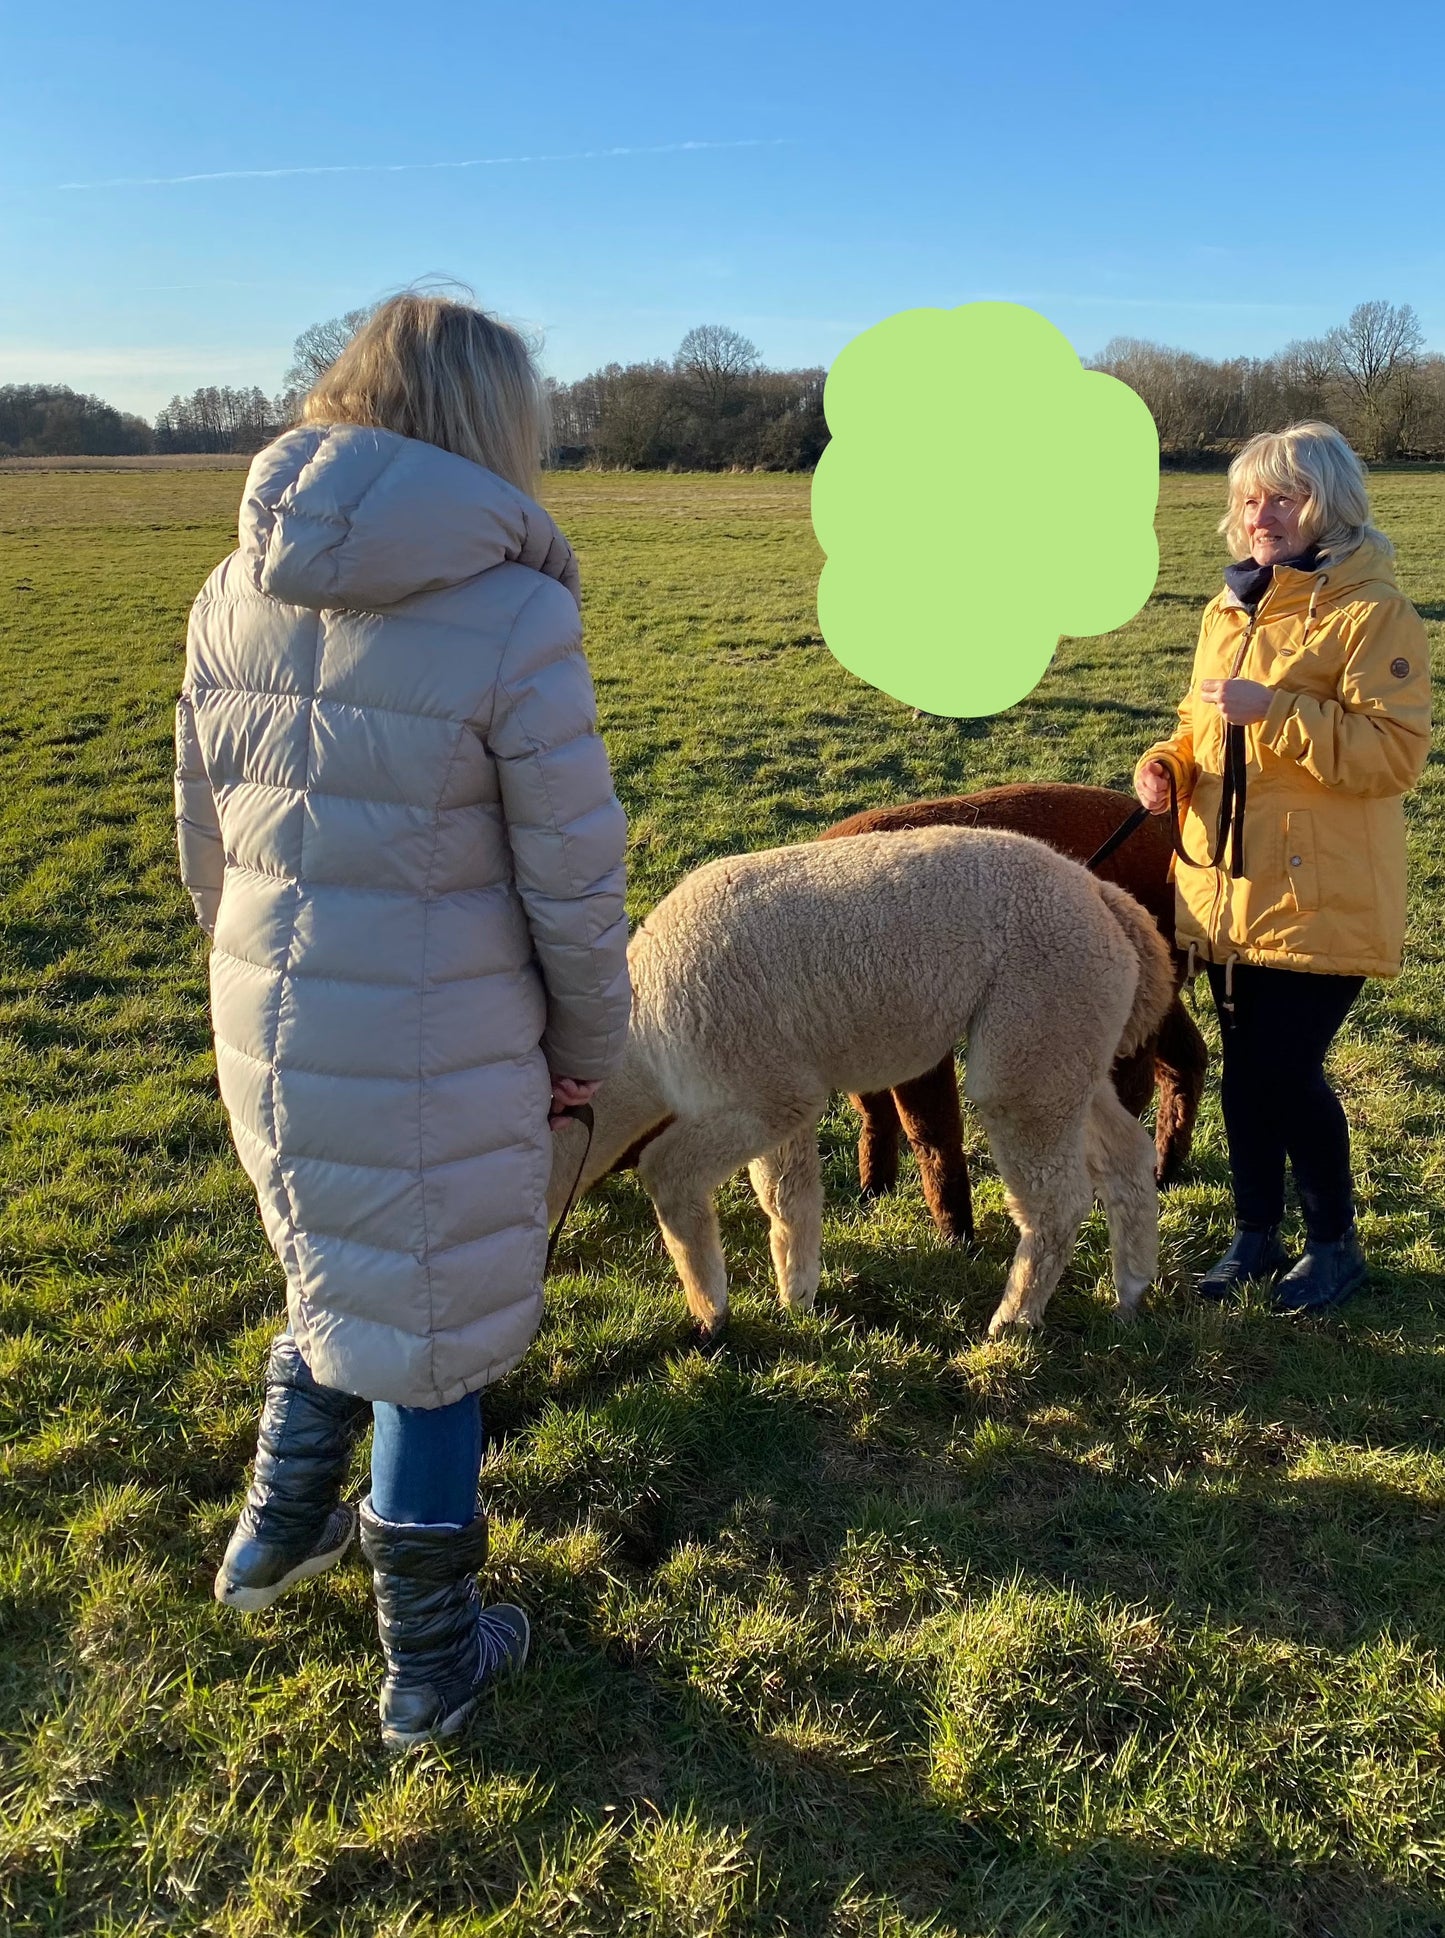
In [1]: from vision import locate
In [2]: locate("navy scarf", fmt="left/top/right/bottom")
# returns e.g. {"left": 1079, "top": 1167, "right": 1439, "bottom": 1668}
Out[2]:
{"left": 1223, "top": 545, "right": 1321, "bottom": 615}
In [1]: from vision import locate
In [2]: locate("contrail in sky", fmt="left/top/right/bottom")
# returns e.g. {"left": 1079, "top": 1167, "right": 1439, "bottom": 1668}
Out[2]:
{"left": 48, "top": 138, "right": 791, "bottom": 192}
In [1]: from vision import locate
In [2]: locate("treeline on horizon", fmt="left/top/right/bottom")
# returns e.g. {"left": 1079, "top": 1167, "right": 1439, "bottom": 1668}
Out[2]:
{"left": 3, "top": 300, "right": 1439, "bottom": 469}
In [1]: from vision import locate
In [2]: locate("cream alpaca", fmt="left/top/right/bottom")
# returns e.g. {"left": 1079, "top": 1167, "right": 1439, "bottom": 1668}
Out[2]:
{"left": 550, "top": 826, "right": 1175, "bottom": 1338}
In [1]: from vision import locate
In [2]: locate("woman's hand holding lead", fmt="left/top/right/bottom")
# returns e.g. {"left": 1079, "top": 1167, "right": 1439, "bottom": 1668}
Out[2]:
{"left": 549, "top": 1075, "right": 600, "bottom": 1129}
{"left": 1200, "top": 677, "right": 1271, "bottom": 725}
{"left": 1135, "top": 762, "right": 1171, "bottom": 814}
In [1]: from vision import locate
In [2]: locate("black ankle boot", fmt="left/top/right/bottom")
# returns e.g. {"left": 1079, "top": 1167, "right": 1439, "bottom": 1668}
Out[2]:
{"left": 358, "top": 1497, "right": 530, "bottom": 1751}
{"left": 1271, "top": 1226, "right": 1368, "bottom": 1313}
{"left": 1197, "top": 1225, "right": 1291, "bottom": 1302}
{"left": 214, "top": 1334, "right": 370, "bottom": 1612}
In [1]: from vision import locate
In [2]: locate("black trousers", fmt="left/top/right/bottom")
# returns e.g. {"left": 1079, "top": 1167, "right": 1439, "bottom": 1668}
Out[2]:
{"left": 1205, "top": 962, "right": 1364, "bottom": 1242}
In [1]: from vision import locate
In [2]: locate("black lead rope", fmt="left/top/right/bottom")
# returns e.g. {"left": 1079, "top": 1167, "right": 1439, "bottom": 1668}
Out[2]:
{"left": 1164, "top": 721, "right": 1248, "bottom": 880}
{"left": 1083, "top": 802, "right": 1153, "bottom": 874}
{"left": 544, "top": 1102, "right": 595, "bottom": 1275}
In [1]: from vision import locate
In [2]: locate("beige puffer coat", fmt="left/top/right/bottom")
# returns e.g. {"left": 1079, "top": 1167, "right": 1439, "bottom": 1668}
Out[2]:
{"left": 174, "top": 424, "right": 631, "bottom": 1406}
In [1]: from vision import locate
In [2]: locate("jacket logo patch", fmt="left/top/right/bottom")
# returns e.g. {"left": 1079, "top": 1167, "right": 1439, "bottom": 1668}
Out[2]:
{"left": 1390, "top": 657, "right": 1411, "bottom": 679}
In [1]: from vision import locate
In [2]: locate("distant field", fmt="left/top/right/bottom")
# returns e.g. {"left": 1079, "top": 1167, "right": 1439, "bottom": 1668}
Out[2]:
{"left": 1, "top": 467, "right": 1443, "bottom": 1937}
{"left": 0, "top": 453, "right": 253, "bottom": 472}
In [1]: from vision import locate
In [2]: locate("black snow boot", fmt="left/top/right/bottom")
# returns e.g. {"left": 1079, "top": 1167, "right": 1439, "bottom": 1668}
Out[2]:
{"left": 214, "top": 1333, "right": 370, "bottom": 1612}
{"left": 1196, "top": 1225, "right": 1292, "bottom": 1302}
{"left": 1271, "top": 1226, "right": 1368, "bottom": 1313}
{"left": 358, "top": 1497, "right": 530, "bottom": 1751}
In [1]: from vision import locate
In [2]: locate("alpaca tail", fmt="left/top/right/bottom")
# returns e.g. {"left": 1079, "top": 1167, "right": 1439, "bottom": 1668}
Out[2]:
{"left": 1094, "top": 880, "right": 1176, "bottom": 1059}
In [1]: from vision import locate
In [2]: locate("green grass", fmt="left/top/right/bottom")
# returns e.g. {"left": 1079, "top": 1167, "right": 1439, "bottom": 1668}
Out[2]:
{"left": 1, "top": 465, "right": 1444, "bottom": 1937}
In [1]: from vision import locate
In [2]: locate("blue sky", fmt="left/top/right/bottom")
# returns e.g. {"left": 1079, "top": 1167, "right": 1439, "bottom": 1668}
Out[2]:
{"left": 5, "top": 0, "right": 1444, "bottom": 418}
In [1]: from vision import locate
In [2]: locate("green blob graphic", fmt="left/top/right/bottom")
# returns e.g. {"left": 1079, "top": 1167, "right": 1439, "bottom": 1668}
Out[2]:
{"left": 811, "top": 303, "right": 1160, "bottom": 716}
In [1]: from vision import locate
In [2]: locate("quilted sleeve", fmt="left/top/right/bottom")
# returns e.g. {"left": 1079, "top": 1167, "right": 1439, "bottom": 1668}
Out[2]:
{"left": 174, "top": 679, "right": 224, "bottom": 938}
{"left": 488, "top": 580, "right": 631, "bottom": 1080}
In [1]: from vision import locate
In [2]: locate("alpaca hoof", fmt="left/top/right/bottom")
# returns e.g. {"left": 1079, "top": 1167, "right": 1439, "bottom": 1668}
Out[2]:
{"left": 691, "top": 1318, "right": 728, "bottom": 1356}
{"left": 1114, "top": 1274, "right": 1151, "bottom": 1318}
{"left": 986, "top": 1309, "right": 1039, "bottom": 1340}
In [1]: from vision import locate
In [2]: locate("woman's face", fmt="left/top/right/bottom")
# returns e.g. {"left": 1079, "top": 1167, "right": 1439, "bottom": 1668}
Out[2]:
{"left": 1242, "top": 483, "right": 1309, "bottom": 566}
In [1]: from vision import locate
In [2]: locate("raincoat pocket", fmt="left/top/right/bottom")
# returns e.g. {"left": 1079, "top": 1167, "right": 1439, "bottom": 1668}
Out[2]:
{"left": 1284, "top": 810, "right": 1319, "bottom": 914}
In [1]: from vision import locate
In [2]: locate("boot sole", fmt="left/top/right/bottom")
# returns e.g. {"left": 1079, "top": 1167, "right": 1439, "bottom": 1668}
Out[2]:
{"left": 1197, "top": 1271, "right": 1289, "bottom": 1303}
{"left": 380, "top": 1612, "right": 531, "bottom": 1752}
{"left": 214, "top": 1507, "right": 357, "bottom": 1612}
{"left": 1272, "top": 1264, "right": 1369, "bottom": 1314}
{"left": 1197, "top": 1254, "right": 1293, "bottom": 1302}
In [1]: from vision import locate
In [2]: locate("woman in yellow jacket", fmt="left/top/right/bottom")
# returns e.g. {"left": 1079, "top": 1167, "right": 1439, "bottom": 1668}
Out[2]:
{"left": 1135, "top": 422, "right": 1431, "bottom": 1310}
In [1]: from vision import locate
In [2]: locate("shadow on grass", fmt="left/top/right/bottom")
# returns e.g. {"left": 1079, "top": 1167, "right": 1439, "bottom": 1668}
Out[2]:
{"left": 438, "top": 1544, "right": 1445, "bottom": 1938}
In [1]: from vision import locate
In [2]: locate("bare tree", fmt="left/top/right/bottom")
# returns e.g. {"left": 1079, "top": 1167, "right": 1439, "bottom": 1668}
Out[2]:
{"left": 589, "top": 362, "right": 681, "bottom": 467}
{"left": 1272, "top": 335, "right": 1338, "bottom": 422}
{"left": 1090, "top": 338, "right": 1256, "bottom": 453}
{"left": 154, "top": 385, "right": 287, "bottom": 454}
{"left": 1327, "top": 300, "right": 1424, "bottom": 458}
{"left": 281, "top": 307, "right": 375, "bottom": 398}
{"left": 674, "top": 324, "right": 761, "bottom": 411}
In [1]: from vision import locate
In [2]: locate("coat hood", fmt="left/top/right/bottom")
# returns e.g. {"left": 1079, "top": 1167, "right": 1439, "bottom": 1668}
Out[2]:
{"left": 238, "top": 423, "right": 580, "bottom": 611}
{"left": 1218, "top": 537, "right": 1400, "bottom": 614}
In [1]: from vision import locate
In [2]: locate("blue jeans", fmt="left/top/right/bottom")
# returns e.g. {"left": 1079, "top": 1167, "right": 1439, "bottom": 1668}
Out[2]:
{"left": 285, "top": 1330, "right": 484, "bottom": 1525}
{"left": 370, "top": 1392, "right": 485, "bottom": 1526}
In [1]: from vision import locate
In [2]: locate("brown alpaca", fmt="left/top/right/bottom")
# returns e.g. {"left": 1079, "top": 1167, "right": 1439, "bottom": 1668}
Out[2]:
{"left": 818, "top": 784, "right": 1207, "bottom": 1246}
{"left": 552, "top": 826, "right": 1176, "bottom": 1339}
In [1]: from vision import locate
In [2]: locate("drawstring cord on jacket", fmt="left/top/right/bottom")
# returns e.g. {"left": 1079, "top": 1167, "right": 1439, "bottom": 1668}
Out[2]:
{"left": 1221, "top": 951, "right": 1239, "bottom": 1026}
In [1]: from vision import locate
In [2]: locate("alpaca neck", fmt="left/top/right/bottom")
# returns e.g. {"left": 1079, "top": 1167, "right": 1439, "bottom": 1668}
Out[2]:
{"left": 546, "top": 1047, "right": 670, "bottom": 1218}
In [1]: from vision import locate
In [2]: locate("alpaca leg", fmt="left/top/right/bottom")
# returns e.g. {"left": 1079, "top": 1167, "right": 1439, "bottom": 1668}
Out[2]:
{"left": 1151, "top": 996, "right": 1208, "bottom": 1185}
{"left": 892, "top": 1054, "right": 974, "bottom": 1246}
{"left": 974, "top": 1102, "right": 1093, "bottom": 1337}
{"left": 852, "top": 1089, "right": 901, "bottom": 1196}
{"left": 1084, "top": 1082, "right": 1159, "bottom": 1317}
{"left": 638, "top": 1114, "right": 775, "bottom": 1336}
{"left": 1110, "top": 1040, "right": 1156, "bottom": 1120}
{"left": 748, "top": 1126, "right": 824, "bottom": 1313}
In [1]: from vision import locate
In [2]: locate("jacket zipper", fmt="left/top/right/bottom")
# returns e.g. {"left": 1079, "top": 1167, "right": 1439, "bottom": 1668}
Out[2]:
{"left": 1202, "top": 567, "right": 1331, "bottom": 961}
{"left": 1206, "top": 600, "right": 1262, "bottom": 959}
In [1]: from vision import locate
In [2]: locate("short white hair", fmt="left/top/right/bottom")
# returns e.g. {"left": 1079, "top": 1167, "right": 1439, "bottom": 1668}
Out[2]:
{"left": 1220, "top": 421, "right": 1393, "bottom": 563}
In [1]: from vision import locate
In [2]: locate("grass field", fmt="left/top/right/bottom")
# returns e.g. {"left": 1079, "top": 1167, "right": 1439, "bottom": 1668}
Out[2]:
{"left": 1, "top": 465, "right": 1443, "bottom": 1937}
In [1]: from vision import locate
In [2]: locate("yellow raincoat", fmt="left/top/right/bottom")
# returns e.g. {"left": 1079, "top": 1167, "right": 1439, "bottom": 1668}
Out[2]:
{"left": 1135, "top": 539, "right": 1432, "bottom": 978}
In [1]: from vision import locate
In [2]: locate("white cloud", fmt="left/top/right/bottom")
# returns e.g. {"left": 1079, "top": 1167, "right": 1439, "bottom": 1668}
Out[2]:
{"left": 39, "top": 138, "right": 791, "bottom": 194}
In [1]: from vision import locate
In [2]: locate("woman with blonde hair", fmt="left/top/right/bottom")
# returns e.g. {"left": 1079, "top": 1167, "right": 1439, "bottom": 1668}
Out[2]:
{"left": 1135, "top": 421, "right": 1431, "bottom": 1310}
{"left": 175, "top": 293, "right": 631, "bottom": 1747}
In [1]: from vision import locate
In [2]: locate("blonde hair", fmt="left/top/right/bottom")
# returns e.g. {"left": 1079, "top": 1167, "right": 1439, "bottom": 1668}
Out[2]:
{"left": 299, "top": 293, "right": 548, "bottom": 497}
{"left": 1220, "top": 421, "right": 1393, "bottom": 564}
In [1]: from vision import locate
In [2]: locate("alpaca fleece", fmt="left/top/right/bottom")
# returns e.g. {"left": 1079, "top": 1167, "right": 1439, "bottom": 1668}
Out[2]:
{"left": 819, "top": 783, "right": 1208, "bottom": 1242}
{"left": 554, "top": 825, "right": 1174, "bottom": 1337}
